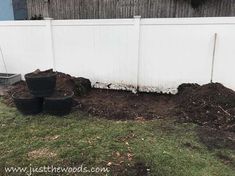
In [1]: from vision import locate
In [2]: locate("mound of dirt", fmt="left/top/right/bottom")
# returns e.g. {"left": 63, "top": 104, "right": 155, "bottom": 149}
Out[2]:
{"left": 176, "top": 83, "right": 200, "bottom": 95}
{"left": 177, "top": 83, "right": 235, "bottom": 132}
{"left": 56, "top": 72, "right": 75, "bottom": 91}
{"left": 55, "top": 72, "right": 91, "bottom": 95}
{"left": 3, "top": 81, "right": 28, "bottom": 106}
{"left": 74, "top": 77, "right": 91, "bottom": 96}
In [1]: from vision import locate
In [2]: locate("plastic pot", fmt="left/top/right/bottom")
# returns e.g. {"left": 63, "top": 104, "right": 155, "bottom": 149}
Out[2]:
{"left": 44, "top": 90, "right": 74, "bottom": 116}
{"left": 25, "top": 72, "right": 57, "bottom": 97}
{"left": 12, "top": 92, "right": 43, "bottom": 115}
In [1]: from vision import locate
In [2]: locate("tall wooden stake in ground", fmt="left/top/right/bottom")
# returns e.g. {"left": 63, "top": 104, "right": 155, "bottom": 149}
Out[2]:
{"left": 210, "top": 33, "right": 217, "bottom": 83}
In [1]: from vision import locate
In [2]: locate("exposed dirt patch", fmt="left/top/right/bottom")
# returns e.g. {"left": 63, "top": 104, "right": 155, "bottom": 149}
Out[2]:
{"left": 109, "top": 161, "right": 150, "bottom": 176}
{"left": 56, "top": 72, "right": 76, "bottom": 91}
{"left": 196, "top": 126, "right": 235, "bottom": 151}
{"left": 75, "top": 82, "right": 235, "bottom": 132}
{"left": 75, "top": 83, "right": 235, "bottom": 132}
{"left": 12, "top": 90, "right": 35, "bottom": 99}
{"left": 2, "top": 71, "right": 235, "bottom": 133}
{"left": 216, "top": 152, "right": 235, "bottom": 168}
{"left": 76, "top": 89, "right": 176, "bottom": 120}
{"left": 2, "top": 81, "right": 27, "bottom": 106}
{"left": 28, "top": 148, "right": 57, "bottom": 159}
{"left": 182, "top": 142, "right": 201, "bottom": 150}
{"left": 44, "top": 135, "right": 60, "bottom": 141}
{"left": 129, "top": 162, "right": 149, "bottom": 176}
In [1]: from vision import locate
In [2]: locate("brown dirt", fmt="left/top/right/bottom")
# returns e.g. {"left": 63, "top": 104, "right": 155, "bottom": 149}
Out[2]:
{"left": 182, "top": 142, "right": 201, "bottom": 150}
{"left": 12, "top": 90, "right": 34, "bottom": 99}
{"left": 2, "top": 81, "right": 27, "bottom": 106}
{"left": 56, "top": 72, "right": 76, "bottom": 91}
{"left": 43, "top": 135, "right": 60, "bottom": 141}
{"left": 196, "top": 126, "right": 235, "bottom": 151}
{"left": 75, "top": 82, "right": 235, "bottom": 132}
{"left": 2, "top": 71, "right": 235, "bottom": 132}
{"left": 176, "top": 83, "right": 235, "bottom": 132}
{"left": 75, "top": 89, "right": 176, "bottom": 120}
{"left": 28, "top": 148, "right": 57, "bottom": 160}
{"left": 196, "top": 126, "right": 235, "bottom": 167}
{"left": 216, "top": 152, "right": 235, "bottom": 168}
{"left": 109, "top": 161, "right": 149, "bottom": 176}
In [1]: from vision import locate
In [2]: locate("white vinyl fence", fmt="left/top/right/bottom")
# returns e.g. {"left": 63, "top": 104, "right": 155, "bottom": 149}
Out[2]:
{"left": 0, "top": 17, "right": 235, "bottom": 93}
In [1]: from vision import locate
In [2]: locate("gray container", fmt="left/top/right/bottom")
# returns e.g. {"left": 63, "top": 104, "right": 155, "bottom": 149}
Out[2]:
{"left": 0, "top": 73, "right": 21, "bottom": 85}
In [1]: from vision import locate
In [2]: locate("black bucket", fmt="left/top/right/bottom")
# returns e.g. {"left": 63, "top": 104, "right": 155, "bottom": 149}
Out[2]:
{"left": 12, "top": 92, "right": 43, "bottom": 115}
{"left": 25, "top": 72, "right": 57, "bottom": 97}
{"left": 44, "top": 90, "right": 74, "bottom": 116}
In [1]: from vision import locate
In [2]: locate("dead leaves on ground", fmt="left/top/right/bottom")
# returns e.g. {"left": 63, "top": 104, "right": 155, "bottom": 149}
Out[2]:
{"left": 104, "top": 151, "right": 135, "bottom": 167}
{"left": 116, "top": 132, "right": 136, "bottom": 143}
{"left": 28, "top": 148, "right": 57, "bottom": 160}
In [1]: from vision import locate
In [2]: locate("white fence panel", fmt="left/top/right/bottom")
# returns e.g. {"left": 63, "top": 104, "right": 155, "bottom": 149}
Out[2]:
{"left": 0, "top": 21, "right": 53, "bottom": 76}
{"left": 212, "top": 25, "right": 235, "bottom": 91}
{"left": 52, "top": 19, "right": 138, "bottom": 87}
{"left": 139, "top": 18, "right": 220, "bottom": 93}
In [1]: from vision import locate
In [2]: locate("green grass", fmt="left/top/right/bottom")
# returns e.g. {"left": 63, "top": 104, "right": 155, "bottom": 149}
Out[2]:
{"left": 0, "top": 101, "right": 234, "bottom": 176}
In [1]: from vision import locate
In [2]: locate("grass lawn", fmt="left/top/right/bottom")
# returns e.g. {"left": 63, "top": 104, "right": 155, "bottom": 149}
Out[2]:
{"left": 0, "top": 100, "right": 234, "bottom": 176}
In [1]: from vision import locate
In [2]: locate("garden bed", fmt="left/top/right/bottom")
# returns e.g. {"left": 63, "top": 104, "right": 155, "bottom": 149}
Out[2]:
{"left": 76, "top": 89, "right": 176, "bottom": 120}
{"left": 76, "top": 83, "right": 235, "bottom": 132}
{"left": 2, "top": 72, "right": 235, "bottom": 132}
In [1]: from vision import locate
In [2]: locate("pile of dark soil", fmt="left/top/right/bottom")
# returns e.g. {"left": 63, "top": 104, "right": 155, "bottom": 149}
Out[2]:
{"left": 56, "top": 73, "right": 91, "bottom": 95}
{"left": 74, "top": 77, "right": 91, "bottom": 96}
{"left": 177, "top": 83, "right": 235, "bottom": 132}
{"left": 12, "top": 90, "right": 35, "bottom": 99}
{"left": 56, "top": 72, "right": 76, "bottom": 91}
{"left": 3, "top": 81, "right": 28, "bottom": 106}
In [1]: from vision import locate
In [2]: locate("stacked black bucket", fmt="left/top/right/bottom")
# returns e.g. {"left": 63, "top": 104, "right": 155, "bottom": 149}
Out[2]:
{"left": 12, "top": 70, "right": 74, "bottom": 116}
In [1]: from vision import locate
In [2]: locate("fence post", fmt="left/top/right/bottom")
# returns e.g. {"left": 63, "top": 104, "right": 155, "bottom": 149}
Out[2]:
{"left": 44, "top": 17, "right": 56, "bottom": 71}
{"left": 133, "top": 16, "right": 141, "bottom": 92}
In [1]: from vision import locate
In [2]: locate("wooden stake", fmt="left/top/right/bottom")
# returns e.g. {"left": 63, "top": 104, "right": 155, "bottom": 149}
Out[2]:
{"left": 210, "top": 33, "right": 217, "bottom": 83}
